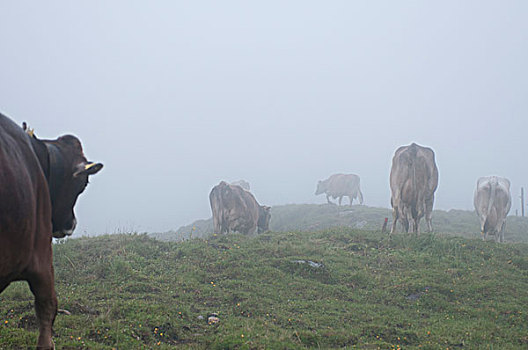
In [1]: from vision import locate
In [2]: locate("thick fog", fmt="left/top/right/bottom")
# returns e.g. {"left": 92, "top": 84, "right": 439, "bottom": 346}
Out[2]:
{"left": 1, "top": 1, "right": 527, "bottom": 235}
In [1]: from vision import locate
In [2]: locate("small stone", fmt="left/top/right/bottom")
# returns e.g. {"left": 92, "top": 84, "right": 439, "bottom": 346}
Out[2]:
{"left": 207, "top": 313, "right": 220, "bottom": 325}
{"left": 208, "top": 316, "right": 219, "bottom": 324}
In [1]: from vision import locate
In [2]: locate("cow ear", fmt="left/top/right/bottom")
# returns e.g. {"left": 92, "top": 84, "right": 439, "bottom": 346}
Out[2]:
{"left": 74, "top": 162, "right": 103, "bottom": 177}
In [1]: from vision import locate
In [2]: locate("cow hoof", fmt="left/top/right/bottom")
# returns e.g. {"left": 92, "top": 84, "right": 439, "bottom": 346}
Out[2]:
{"left": 36, "top": 340, "right": 55, "bottom": 350}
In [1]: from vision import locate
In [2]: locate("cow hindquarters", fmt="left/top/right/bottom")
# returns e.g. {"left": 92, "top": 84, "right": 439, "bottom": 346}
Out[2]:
{"left": 27, "top": 263, "right": 57, "bottom": 350}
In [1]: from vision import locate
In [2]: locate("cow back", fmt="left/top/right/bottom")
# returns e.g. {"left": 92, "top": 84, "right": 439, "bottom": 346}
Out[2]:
{"left": 324, "top": 174, "right": 361, "bottom": 197}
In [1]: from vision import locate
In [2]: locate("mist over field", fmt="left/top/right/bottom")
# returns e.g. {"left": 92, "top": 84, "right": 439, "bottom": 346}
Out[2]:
{"left": 1, "top": 1, "right": 527, "bottom": 235}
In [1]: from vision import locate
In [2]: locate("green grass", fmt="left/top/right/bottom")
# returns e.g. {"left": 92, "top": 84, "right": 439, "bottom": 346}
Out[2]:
{"left": 1, "top": 229, "right": 528, "bottom": 349}
{"left": 153, "top": 204, "right": 528, "bottom": 243}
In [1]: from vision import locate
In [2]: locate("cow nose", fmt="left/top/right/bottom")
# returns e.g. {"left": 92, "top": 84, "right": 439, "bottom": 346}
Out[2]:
{"left": 56, "top": 218, "right": 76, "bottom": 237}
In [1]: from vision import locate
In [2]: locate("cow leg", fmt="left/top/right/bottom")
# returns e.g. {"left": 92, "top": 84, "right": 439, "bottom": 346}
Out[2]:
{"left": 425, "top": 197, "right": 434, "bottom": 233}
{"left": 349, "top": 196, "right": 354, "bottom": 206}
{"left": 390, "top": 208, "right": 398, "bottom": 234}
{"left": 338, "top": 196, "right": 343, "bottom": 206}
{"left": 27, "top": 269, "right": 57, "bottom": 350}
{"left": 326, "top": 194, "right": 332, "bottom": 204}
{"left": 404, "top": 207, "right": 413, "bottom": 233}
{"left": 407, "top": 218, "right": 414, "bottom": 234}
{"left": 499, "top": 221, "right": 506, "bottom": 243}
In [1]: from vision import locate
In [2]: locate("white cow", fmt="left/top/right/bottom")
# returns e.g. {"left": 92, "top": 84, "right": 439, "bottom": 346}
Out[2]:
{"left": 474, "top": 176, "right": 511, "bottom": 242}
{"left": 315, "top": 174, "right": 364, "bottom": 206}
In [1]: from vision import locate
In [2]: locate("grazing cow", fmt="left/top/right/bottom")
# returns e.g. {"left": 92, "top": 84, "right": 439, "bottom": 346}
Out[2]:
{"left": 231, "top": 179, "right": 250, "bottom": 191}
{"left": 315, "top": 173, "right": 364, "bottom": 206}
{"left": 209, "top": 181, "right": 271, "bottom": 235}
{"left": 474, "top": 176, "right": 511, "bottom": 242}
{"left": 390, "top": 143, "right": 438, "bottom": 234}
{"left": 0, "top": 113, "right": 103, "bottom": 349}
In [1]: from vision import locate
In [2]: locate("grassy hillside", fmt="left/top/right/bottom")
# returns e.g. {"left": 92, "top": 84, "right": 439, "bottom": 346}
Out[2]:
{"left": 1, "top": 230, "right": 528, "bottom": 349}
{"left": 152, "top": 204, "right": 528, "bottom": 243}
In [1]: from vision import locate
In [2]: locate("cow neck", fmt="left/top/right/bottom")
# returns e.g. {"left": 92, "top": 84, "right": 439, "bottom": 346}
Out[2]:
{"left": 43, "top": 142, "right": 65, "bottom": 206}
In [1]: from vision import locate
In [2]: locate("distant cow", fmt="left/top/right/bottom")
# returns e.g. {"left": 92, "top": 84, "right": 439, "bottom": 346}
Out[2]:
{"left": 474, "top": 176, "right": 511, "bottom": 242}
{"left": 390, "top": 143, "right": 438, "bottom": 234}
{"left": 315, "top": 174, "right": 364, "bottom": 206}
{"left": 0, "top": 113, "right": 103, "bottom": 349}
{"left": 210, "top": 181, "right": 271, "bottom": 235}
{"left": 231, "top": 179, "right": 250, "bottom": 191}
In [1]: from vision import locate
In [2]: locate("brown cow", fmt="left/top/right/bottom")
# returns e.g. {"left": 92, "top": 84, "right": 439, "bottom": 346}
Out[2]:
{"left": 209, "top": 181, "right": 270, "bottom": 235}
{"left": 0, "top": 113, "right": 103, "bottom": 349}
{"left": 390, "top": 143, "right": 438, "bottom": 234}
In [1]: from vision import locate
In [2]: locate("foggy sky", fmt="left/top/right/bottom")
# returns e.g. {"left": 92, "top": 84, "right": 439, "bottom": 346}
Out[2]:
{"left": 1, "top": 1, "right": 527, "bottom": 235}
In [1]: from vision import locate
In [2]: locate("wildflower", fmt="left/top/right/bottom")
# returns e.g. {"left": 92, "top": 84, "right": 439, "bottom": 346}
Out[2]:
{"left": 77, "top": 337, "right": 81, "bottom": 340}
{"left": 4, "top": 320, "right": 7, "bottom": 324}
{"left": 241, "top": 334, "right": 244, "bottom": 338}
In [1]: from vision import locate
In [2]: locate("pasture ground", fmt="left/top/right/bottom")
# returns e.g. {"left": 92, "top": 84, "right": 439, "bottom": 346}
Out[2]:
{"left": 1, "top": 228, "right": 528, "bottom": 349}
{"left": 154, "top": 204, "right": 528, "bottom": 244}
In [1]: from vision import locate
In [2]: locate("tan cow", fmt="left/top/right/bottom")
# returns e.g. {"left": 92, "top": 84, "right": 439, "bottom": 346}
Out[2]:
{"left": 474, "top": 176, "right": 511, "bottom": 242}
{"left": 209, "top": 181, "right": 270, "bottom": 235}
{"left": 390, "top": 143, "right": 438, "bottom": 234}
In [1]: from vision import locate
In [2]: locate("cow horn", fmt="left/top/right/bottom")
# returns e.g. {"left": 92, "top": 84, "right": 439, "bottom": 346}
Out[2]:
{"left": 84, "top": 163, "right": 98, "bottom": 170}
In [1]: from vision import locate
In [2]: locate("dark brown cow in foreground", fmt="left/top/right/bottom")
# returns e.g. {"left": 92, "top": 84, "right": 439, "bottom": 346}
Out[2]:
{"left": 390, "top": 143, "right": 438, "bottom": 234}
{"left": 0, "top": 113, "right": 103, "bottom": 349}
{"left": 209, "top": 181, "right": 270, "bottom": 235}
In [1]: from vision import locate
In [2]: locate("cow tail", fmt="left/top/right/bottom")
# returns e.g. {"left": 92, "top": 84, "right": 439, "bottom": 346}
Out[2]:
{"left": 358, "top": 190, "right": 364, "bottom": 205}
{"left": 487, "top": 179, "right": 497, "bottom": 222}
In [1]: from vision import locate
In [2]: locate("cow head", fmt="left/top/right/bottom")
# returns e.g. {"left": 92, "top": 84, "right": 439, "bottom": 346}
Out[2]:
{"left": 25, "top": 130, "right": 103, "bottom": 238}
{"left": 257, "top": 206, "right": 271, "bottom": 233}
{"left": 315, "top": 180, "right": 327, "bottom": 195}
{"left": 45, "top": 135, "right": 103, "bottom": 238}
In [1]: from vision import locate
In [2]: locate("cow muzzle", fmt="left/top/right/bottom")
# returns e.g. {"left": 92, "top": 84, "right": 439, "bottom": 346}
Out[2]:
{"left": 52, "top": 218, "right": 77, "bottom": 238}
